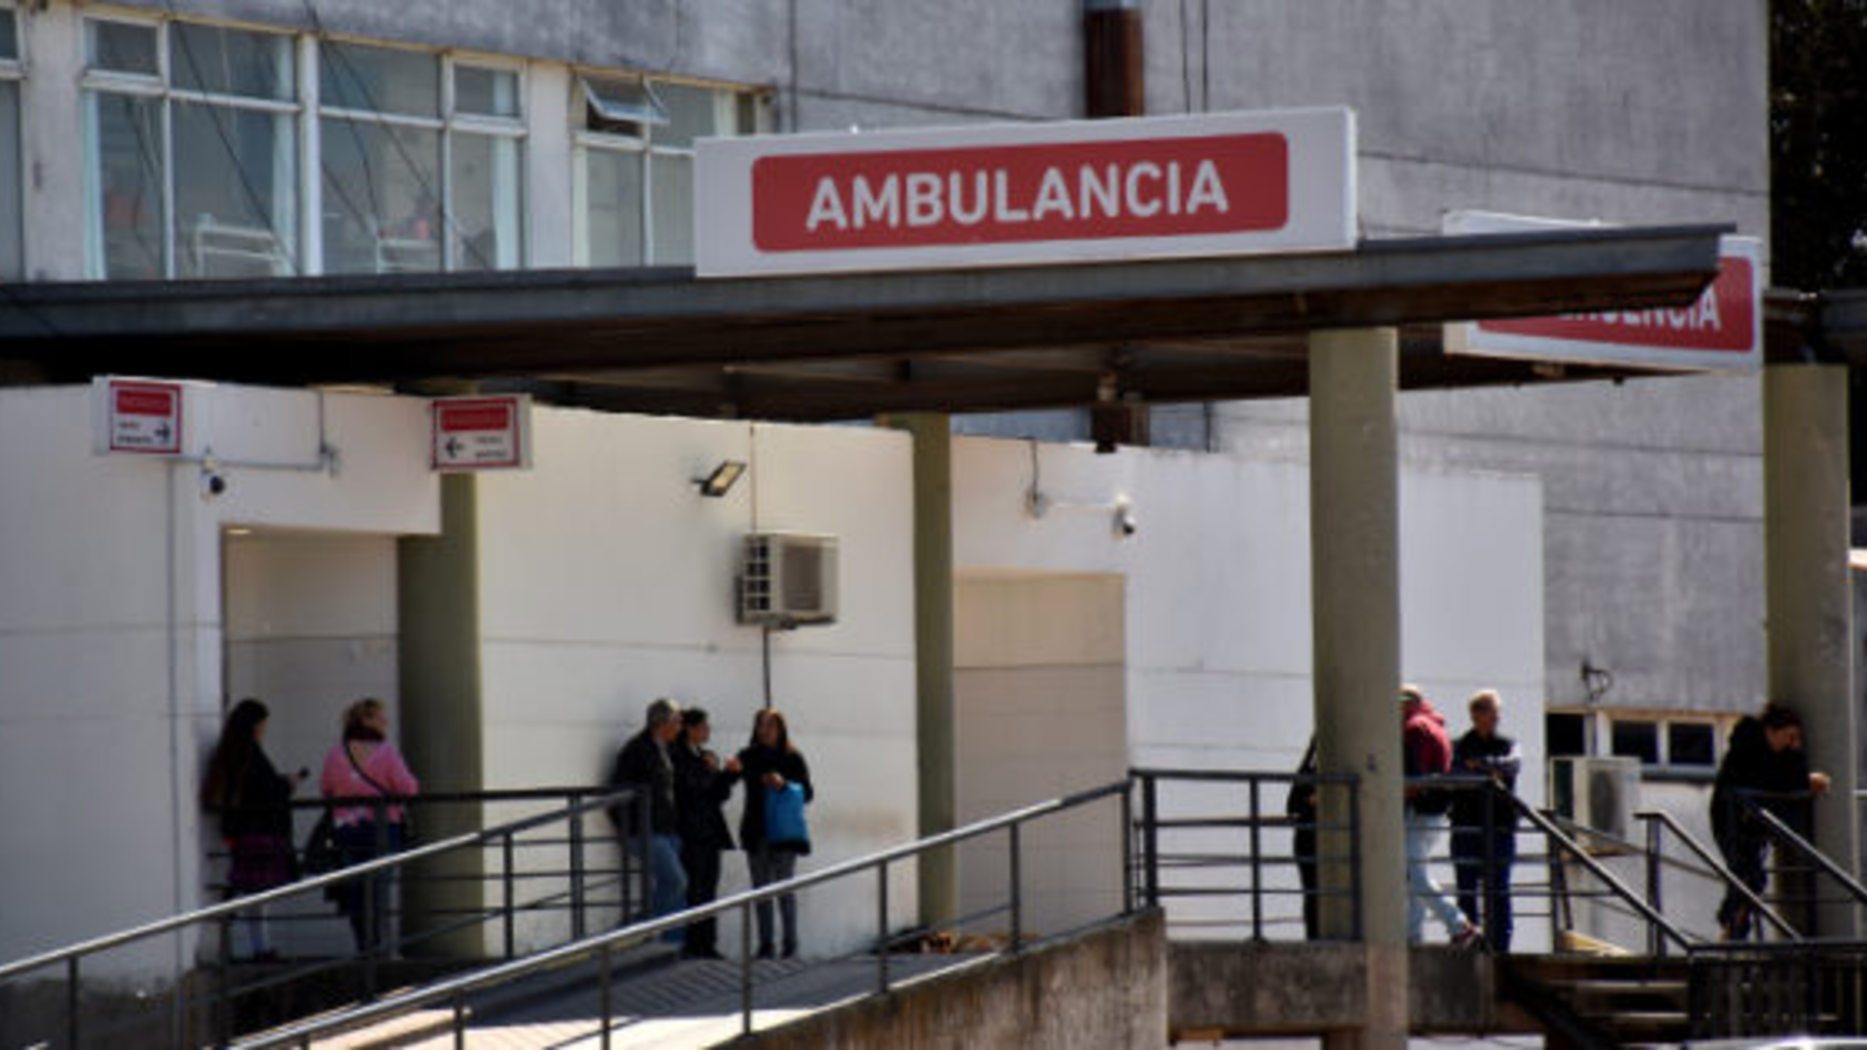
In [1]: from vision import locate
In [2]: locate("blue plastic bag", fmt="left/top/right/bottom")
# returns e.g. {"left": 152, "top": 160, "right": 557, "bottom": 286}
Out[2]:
{"left": 763, "top": 782, "right": 810, "bottom": 849}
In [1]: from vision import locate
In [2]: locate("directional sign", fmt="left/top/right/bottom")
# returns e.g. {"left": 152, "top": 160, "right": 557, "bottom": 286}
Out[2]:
{"left": 97, "top": 377, "right": 185, "bottom": 455}
{"left": 695, "top": 108, "right": 1357, "bottom": 277}
{"left": 430, "top": 394, "right": 532, "bottom": 472}
{"left": 1444, "top": 211, "right": 1762, "bottom": 373}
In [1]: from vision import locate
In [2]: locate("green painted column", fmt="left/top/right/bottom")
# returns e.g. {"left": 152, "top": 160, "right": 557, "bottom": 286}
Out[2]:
{"left": 1764, "top": 363, "right": 1858, "bottom": 938}
{"left": 891, "top": 413, "right": 959, "bottom": 929}
{"left": 397, "top": 472, "right": 488, "bottom": 957}
{"left": 1309, "top": 327, "right": 1408, "bottom": 1050}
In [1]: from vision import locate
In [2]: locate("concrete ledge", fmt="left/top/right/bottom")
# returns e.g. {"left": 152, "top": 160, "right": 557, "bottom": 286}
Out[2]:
{"left": 734, "top": 909, "right": 1167, "bottom": 1049}
{"left": 1168, "top": 942, "right": 1541, "bottom": 1040}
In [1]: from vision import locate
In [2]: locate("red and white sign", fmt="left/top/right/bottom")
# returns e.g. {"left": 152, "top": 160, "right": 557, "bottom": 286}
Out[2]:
{"left": 1445, "top": 211, "right": 1762, "bottom": 373}
{"left": 695, "top": 108, "right": 1356, "bottom": 277}
{"left": 430, "top": 394, "right": 532, "bottom": 472}
{"left": 99, "top": 377, "right": 185, "bottom": 455}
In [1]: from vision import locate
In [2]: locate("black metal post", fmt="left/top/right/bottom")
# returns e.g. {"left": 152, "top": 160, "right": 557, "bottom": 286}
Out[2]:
{"left": 217, "top": 908, "right": 234, "bottom": 1047}
{"left": 1349, "top": 780, "right": 1364, "bottom": 940}
{"left": 599, "top": 940, "right": 613, "bottom": 1050}
{"left": 636, "top": 793, "right": 653, "bottom": 926}
{"left": 502, "top": 832, "right": 517, "bottom": 959}
{"left": 1646, "top": 815, "right": 1665, "bottom": 958}
{"left": 1120, "top": 779, "right": 1135, "bottom": 915}
{"left": 453, "top": 993, "right": 466, "bottom": 1050}
{"left": 1248, "top": 777, "right": 1264, "bottom": 942}
{"left": 1009, "top": 822, "right": 1023, "bottom": 952}
{"left": 67, "top": 954, "right": 80, "bottom": 1050}
{"left": 570, "top": 803, "right": 588, "bottom": 941}
{"left": 1141, "top": 773, "right": 1161, "bottom": 909}
{"left": 741, "top": 901, "right": 755, "bottom": 1037}
{"left": 877, "top": 860, "right": 891, "bottom": 993}
{"left": 1480, "top": 783, "right": 1497, "bottom": 945}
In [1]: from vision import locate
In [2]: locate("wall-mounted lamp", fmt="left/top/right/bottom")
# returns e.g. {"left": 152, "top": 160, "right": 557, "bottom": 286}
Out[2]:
{"left": 695, "top": 460, "right": 748, "bottom": 498}
{"left": 1580, "top": 659, "right": 1614, "bottom": 704}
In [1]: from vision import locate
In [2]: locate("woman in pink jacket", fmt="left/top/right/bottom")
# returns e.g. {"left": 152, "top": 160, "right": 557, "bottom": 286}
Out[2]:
{"left": 320, "top": 697, "right": 420, "bottom": 953}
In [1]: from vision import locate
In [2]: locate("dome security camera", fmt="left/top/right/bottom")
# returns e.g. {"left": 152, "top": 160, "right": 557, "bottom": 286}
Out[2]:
{"left": 200, "top": 462, "right": 228, "bottom": 500}
{"left": 1113, "top": 497, "right": 1137, "bottom": 539}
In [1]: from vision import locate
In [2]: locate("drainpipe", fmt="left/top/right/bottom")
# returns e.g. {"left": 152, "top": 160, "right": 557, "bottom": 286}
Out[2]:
{"left": 1084, "top": 0, "right": 1151, "bottom": 451}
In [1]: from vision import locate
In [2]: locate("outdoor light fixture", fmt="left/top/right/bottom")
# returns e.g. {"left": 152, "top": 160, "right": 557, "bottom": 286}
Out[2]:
{"left": 1580, "top": 660, "right": 1614, "bottom": 703}
{"left": 695, "top": 460, "right": 748, "bottom": 498}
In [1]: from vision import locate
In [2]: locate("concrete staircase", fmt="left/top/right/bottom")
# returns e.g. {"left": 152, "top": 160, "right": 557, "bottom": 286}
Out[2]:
{"left": 1505, "top": 955, "right": 1692, "bottom": 1049}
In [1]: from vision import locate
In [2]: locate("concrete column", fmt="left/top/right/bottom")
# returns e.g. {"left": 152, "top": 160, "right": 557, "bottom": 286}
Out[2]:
{"left": 397, "top": 472, "right": 489, "bottom": 957}
{"left": 1309, "top": 328, "right": 1408, "bottom": 1050}
{"left": 895, "top": 413, "right": 958, "bottom": 927}
{"left": 1764, "top": 363, "right": 1858, "bottom": 938}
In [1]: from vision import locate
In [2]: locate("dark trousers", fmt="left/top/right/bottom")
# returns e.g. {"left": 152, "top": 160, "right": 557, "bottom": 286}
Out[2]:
{"left": 1451, "top": 830, "right": 1515, "bottom": 951}
{"left": 1294, "top": 825, "right": 1320, "bottom": 940}
{"left": 1714, "top": 818, "right": 1770, "bottom": 935}
{"left": 681, "top": 842, "right": 724, "bottom": 954}
{"left": 333, "top": 821, "right": 404, "bottom": 954}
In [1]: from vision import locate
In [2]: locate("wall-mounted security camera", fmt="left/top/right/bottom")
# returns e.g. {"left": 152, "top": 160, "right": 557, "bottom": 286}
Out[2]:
{"left": 1113, "top": 496, "right": 1137, "bottom": 539}
{"left": 200, "top": 462, "right": 228, "bottom": 500}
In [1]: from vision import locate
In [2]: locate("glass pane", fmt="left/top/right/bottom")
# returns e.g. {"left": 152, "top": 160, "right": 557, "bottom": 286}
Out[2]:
{"left": 320, "top": 42, "right": 438, "bottom": 117}
{"left": 87, "top": 92, "right": 165, "bottom": 279}
{"left": 450, "top": 133, "right": 521, "bottom": 271}
{"left": 455, "top": 66, "right": 519, "bottom": 118}
{"left": 171, "top": 24, "right": 295, "bottom": 101}
{"left": 1610, "top": 720, "right": 1659, "bottom": 765}
{"left": 653, "top": 82, "right": 720, "bottom": 149}
{"left": 173, "top": 103, "right": 297, "bottom": 278}
{"left": 581, "top": 147, "right": 642, "bottom": 267}
{"left": 87, "top": 20, "right": 159, "bottom": 76}
{"left": 0, "top": 11, "right": 19, "bottom": 62}
{"left": 649, "top": 151, "right": 693, "bottom": 264}
{"left": 0, "top": 81, "right": 20, "bottom": 280}
{"left": 1546, "top": 713, "right": 1586, "bottom": 758}
{"left": 318, "top": 117, "right": 441, "bottom": 274}
{"left": 1667, "top": 723, "right": 1716, "bottom": 767}
{"left": 581, "top": 77, "right": 663, "bottom": 133}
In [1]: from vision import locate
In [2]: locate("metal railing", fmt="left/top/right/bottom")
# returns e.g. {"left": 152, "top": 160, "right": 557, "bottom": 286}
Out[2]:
{"left": 1689, "top": 941, "right": 1867, "bottom": 1039}
{"left": 230, "top": 779, "right": 1138, "bottom": 1048}
{"left": 1637, "top": 808, "right": 1801, "bottom": 951}
{"left": 1130, "top": 767, "right": 1362, "bottom": 941}
{"left": 0, "top": 787, "right": 645, "bottom": 1050}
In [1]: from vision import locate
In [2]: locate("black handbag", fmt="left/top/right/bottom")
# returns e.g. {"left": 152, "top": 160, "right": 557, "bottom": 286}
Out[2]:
{"left": 302, "top": 811, "right": 340, "bottom": 874}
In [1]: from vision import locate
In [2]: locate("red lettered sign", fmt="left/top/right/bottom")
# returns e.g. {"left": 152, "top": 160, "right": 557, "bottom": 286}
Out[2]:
{"left": 431, "top": 395, "right": 532, "bottom": 471}
{"left": 1445, "top": 212, "right": 1762, "bottom": 373}
{"left": 697, "top": 109, "right": 1355, "bottom": 276}
{"left": 105, "top": 379, "right": 184, "bottom": 454}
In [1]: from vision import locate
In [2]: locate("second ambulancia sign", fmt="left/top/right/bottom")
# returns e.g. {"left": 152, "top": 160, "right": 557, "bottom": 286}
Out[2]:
{"left": 695, "top": 108, "right": 1356, "bottom": 276}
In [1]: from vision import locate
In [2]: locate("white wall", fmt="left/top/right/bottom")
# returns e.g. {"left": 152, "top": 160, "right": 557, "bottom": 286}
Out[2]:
{"left": 952, "top": 436, "right": 1548, "bottom": 945}
{"left": 0, "top": 384, "right": 436, "bottom": 978}
{"left": 471, "top": 409, "right": 918, "bottom": 957}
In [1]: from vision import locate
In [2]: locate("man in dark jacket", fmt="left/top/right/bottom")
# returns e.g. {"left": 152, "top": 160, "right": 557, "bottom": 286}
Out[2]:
{"left": 609, "top": 698, "right": 687, "bottom": 935}
{"left": 1711, "top": 704, "right": 1830, "bottom": 940}
{"left": 1450, "top": 690, "right": 1521, "bottom": 951}
{"left": 672, "top": 707, "right": 738, "bottom": 959}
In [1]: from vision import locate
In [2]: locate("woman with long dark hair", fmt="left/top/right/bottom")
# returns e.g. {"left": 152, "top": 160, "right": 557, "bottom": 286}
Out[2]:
{"left": 320, "top": 697, "right": 420, "bottom": 953}
{"left": 201, "top": 697, "right": 304, "bottom": 961}
{"left": 736, "top": 708, "right": 813, "bottom": 959}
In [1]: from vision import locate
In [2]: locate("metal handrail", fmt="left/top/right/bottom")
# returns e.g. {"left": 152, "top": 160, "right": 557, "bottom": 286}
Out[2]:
{"left": 1515, "top": 797, "right": 1694, "bottom": 951}
{"left": 0, "top": 787, "right": 637, "bottom": 984}
{"left": 1635, "top": 808, "right": 1801, "bottom": 940}
{"left": 234, "top": 779, "right": 1136, "bottom": 1049}
{"left": 1744, "top": 800, "right": 1867, "bottom": 907}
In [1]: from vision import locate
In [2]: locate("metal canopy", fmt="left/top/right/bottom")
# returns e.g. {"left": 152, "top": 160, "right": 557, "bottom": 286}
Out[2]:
{"left": 0, "top": 225, "right": 1732, "bottom": 421}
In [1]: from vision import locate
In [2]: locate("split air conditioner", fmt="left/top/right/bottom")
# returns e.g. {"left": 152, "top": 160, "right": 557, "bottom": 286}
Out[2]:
{"left": 738, "top": 532, "right": 839, "bottom": 627}
{"left": 1548, "top": 756, "right": 1641, "bottom": 841}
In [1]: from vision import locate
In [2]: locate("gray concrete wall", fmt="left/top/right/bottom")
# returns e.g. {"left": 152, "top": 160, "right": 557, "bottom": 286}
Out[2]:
{"left": 742, "top": 909, "right": 1168, "bottom": 1050}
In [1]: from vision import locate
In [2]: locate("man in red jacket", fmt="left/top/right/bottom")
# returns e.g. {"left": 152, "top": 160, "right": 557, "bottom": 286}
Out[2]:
{"left": 1402, "top": 686, "right": 1481, "bottom": 948}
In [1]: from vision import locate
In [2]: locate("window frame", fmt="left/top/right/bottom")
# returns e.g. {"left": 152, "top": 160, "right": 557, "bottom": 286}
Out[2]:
{"left": 0, "top": 2, "right": 23, "bottom": 280}
{"left": 80, "top": 12, "right": 304, "bottom": 279}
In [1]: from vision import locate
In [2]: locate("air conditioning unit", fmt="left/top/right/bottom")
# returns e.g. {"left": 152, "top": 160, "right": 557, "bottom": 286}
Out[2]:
{"left": 1548, "top": 756, "right": 1641, "bottom": 840}
{"left": 738, "top": 532, "right": 839, "bottom": 627}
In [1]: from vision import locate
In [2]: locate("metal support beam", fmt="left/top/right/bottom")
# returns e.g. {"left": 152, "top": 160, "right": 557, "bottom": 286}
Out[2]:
{"left": 1309, "top": 327, "right": 1407, "bottom": 1050}
{"left": 893, "top": 413, "right": 958, "bottom": 928}
{"left": 1764, "top": 363, "right": 1859, "bottom": 938}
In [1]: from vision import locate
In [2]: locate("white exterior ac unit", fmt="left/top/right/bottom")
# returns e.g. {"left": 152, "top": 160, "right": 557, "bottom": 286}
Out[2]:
{"left": 739, "top": 532, "right": 839, "bottom": 627}
{"left": 1548, "top": 756, "right": 1641, "bottom": 840}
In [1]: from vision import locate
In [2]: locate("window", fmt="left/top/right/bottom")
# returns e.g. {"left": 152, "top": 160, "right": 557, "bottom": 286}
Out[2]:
{"left": 0, "top": 3, "right": 22, "bottom": 280}
{"left": 1546, "top": 712, "right": 1588, "bottom": 758}
{"left": 82, "top": 18, "right": 299, "bottom": 279}
{"left": 574, "top": 76, "right": 758, "bottom": 267}
{"left": 1610, "top": 719, "right": 1660, "bottom": 765}
{"left": 1666, "top": 722, "right": 1717, "bottom": 768}
{"left": 319, "top": 44, "right": 523, "bottom": 274}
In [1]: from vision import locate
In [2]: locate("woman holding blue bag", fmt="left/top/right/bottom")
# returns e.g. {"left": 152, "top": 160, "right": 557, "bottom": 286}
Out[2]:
{"left": 737, "top": 708, "right": 814, "bottom": 959}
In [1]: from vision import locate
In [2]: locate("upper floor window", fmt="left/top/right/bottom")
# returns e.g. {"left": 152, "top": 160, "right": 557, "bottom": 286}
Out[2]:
{"left": 81, "top": 17, "right": 300, "bottom": 279}
{"left": 0, "top": 2, "right": 22, "bottom": 280}
{"left": 573, "top": 77, "right": 761, "bottom": 267}
{"left": 318, "top": 43, "right": 524, "bottom": 274}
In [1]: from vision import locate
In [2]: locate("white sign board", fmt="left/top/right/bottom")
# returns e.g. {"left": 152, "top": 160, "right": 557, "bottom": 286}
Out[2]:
{"left": 430, "top": 394, "right": 533, "bottom": 472}
{"left": 695, "top": 108, "right": 1357, "bottom": 277}
{"left": 1444, "top": 211, "right": 1762, "bottom": 373}
{"left": 92, "top": 376, "right": 186, "bottom": 455}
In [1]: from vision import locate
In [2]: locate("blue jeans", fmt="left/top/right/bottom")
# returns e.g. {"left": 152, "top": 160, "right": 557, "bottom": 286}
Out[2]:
{"left": 638, "top": 833, "right": 687, "bottom": 945}
{"left": 1405, "top": 810, "right": 1467, "bottom": 943}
